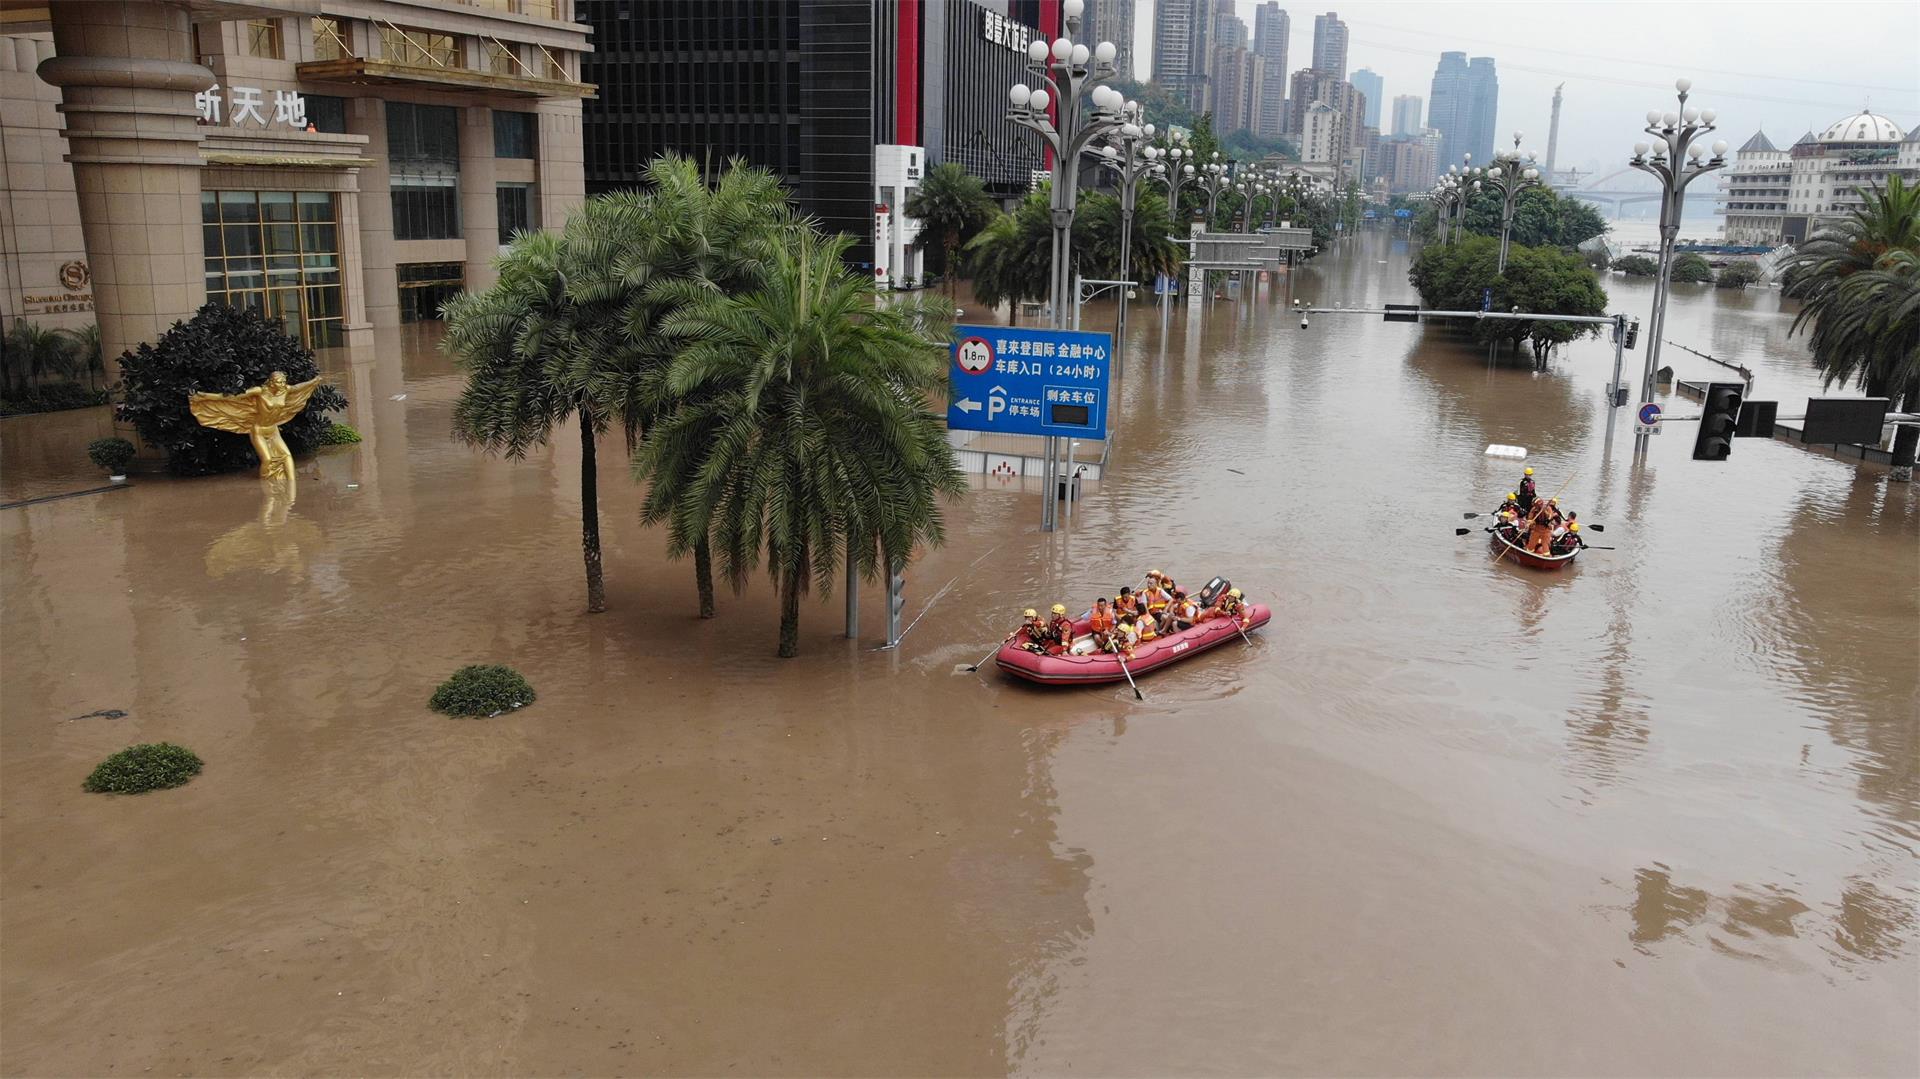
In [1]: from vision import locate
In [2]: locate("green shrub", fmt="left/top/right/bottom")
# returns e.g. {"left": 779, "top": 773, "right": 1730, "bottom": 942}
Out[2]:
{"left": 87, "top": 436, "right": 136, "bottom": 473}
{"left": 1612, "top": 255, "right": 1659, "bottom": 276}
{"left": 320, "top": 422, "right": 363, "bottom": 445}
{"left": 0, "top": 381, "right": 108, "bottom": 417}
{"left": 116, "top": 302, "right": 346, "bottom": 476}
{"left": 83, "top": 743, "right": 203, "bottom": 794}
{"left": 1715, "top": 262, "right": 1764, "bottom": 290}
{"left": 1671, "top": 252, "right": 1714, "bottom": 284}
{"left": 430, "top": 664, "right": 536, "bottom": 717}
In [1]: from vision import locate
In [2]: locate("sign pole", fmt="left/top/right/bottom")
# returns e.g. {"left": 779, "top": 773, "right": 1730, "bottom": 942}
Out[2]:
{"left": 1605, "top": 313, "right": 1626, "bottom": 456}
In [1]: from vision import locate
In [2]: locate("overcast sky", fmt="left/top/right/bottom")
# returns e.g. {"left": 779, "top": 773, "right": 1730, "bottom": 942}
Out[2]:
{"left": 1129, "top": 0, "right": 1920, "bottom": 182}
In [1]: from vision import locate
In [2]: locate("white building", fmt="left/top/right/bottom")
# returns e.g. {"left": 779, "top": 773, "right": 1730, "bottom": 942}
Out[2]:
{"left": 1301, "top": 100, "right": 1340, "bottom": 165}
{"left": 873, "top": 145, "right": 926, "bottom": 290}
{"left": 1720, "top": 109, "right": 1918, "bottom": 245}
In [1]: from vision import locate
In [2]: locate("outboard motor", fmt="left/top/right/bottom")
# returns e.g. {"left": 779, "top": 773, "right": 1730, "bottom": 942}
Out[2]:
{"left": 1198, "top": 576, "right": 1229, "bottom": 607}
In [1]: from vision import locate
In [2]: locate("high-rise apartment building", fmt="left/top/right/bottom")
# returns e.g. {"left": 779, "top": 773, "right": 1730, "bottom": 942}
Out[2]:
{"left": 1211, "top": 46, "right": 1261, "bottom": 135}
{"left": 1311, "top": 11, "right": 1348, "bottom": 80}
{"left": 1287, "top": 68, "right": 1365, "bottom": 164}
{"left": 1252, "top": 3, "right": 1290, "bottom": 138}
{"left": 1086, "top": 0, "right": 1136, "bottom": 82}
{"left": 1391, "top": 95, "right": 1423, "bottom": 138}
{"left": 1350, "top": 68, "right": 1382, "bottom": 130}
{"left": 1153, "top": 0, "right": 1214, "bottom": 113}
{"left": 1428, "top": 51, "right": 1469, "bottom": 169}
{"left": 1214, "top": 0, "right": 1248, "bottom": 50}
{"left": 1462, "top": 57, "right": 1499, "bottom": 166}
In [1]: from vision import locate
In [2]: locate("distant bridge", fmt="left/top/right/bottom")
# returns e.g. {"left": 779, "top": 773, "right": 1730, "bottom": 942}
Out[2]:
{"left": 1557, "top": 167, "right": 1666, "bottom": 213}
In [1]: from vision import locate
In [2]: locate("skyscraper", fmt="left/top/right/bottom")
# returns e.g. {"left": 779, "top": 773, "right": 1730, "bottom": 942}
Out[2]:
{"left": 1311, "top": 11, "right": 1348, "bottom": 80}
{"left": 1428, "top": 51, "right": 1469, "bottom": 168}
{"left": 1252, "top": 2, "right": 1290, "bottom": 138}
{"left": 1462, "top": 57, "right": 1499, "bottom": 165}
{"left": 1350, "top": 67, "right": 1382, "bottom": 129}
{"left": 1086, "top": 0, "right": 1137, "bottom": 84}
{"left": 1391, "top": 94, "right": 1423, "bottom": 138}
{"left": 1212, "top": 45, "right": 1258, "bottom": 134}
{"left": 1214, "top": 0, "right": 1248, "bottom": 50}
{"left": 1153, "top": 0, "right": 1214, "bottom": 113}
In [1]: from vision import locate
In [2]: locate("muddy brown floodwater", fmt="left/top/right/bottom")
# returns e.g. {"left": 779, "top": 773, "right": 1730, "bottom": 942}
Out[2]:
{"left": 3, "top": 231, "right": 1916, "bottom": 1076}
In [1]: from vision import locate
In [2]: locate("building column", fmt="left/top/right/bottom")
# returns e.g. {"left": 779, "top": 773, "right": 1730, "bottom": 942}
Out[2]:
{"left": 37, "top": 0, "right": 210, "bottom": 362}
{"left": 347, "top": 97, "right": 398, "bottom": 328}
{"left": 461, "top": 105, "right": 498, "bottom": 292}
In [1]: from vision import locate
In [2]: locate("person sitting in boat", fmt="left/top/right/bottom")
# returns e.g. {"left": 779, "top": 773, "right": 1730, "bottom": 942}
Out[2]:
{"left": 1088, "top": 598, "right": 1116, "bottom": 651}
{"left": 1206, "top": 587, "right": 1247, "bottom": 624}
{"left": 1141, "top": 578, "right": 1173, "bottom": 624}
{"left": 1524, "top": 506, "right": 1556, "bottom": 556}
{"left": 1167, "top": 589, "right": 1200, "bottom": 632}
{"left": 1132, "top": 607, "right": 1159, "bottom": 643}
{"left": 1517, "top": 467, "right": 1537, "bottom": 513}
{"left": 1047, "top": 604, "right": 1077, "bottom": 654}
{"left": 1553, "top": 521, "right": 1587, "bottom": 555}
{"left": 1110, "top": 613, "right": 1141, "bottom": 656}
{"left": 1018, "top": 608, "right": 1052, "bottom": 654}
{"left": 1115, "top": 586, "right": 1140, "bottom": 619}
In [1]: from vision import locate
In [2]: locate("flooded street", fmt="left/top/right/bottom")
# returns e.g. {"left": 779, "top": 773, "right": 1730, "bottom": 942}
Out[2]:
{"left": 3, "top": 232, "right": 1915, "bottom": 1075}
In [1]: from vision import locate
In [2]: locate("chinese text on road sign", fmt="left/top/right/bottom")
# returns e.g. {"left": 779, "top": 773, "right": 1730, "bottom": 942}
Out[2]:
{"left": 947, "top": 325, "right": 1112, "bottom": 439}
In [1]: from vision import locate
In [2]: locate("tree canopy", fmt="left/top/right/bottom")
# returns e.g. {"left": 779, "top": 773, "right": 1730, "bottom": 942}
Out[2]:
{"left": 1415, "top": 186, "right": 1608, "bottom": 250}
{"left": 1409, "top": 234, "right": 1610, "bottom": 365}
{"left": 1781, "top": 175, "right": 1920, "bottom": 409}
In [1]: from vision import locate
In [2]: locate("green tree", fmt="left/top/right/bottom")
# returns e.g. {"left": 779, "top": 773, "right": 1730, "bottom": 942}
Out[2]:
{"left": 1781, "top": 176, "right": 1920, "bottom": 408}
{"left": 444, "top": 230, "right": 619, "bottom": 613}
{"left": 1715, "top": 262, "right": 1764, "bottom": 290}
{"left": 1671, "top": 252, "right": 1714, "bottom": 284}
{"left": 1073, "top": 190, "right": 1183, "bottom": 286}
{"left": 1422, "top": 186, "right": 1607, "bottom": 249}
{"left": 1612, "top": 255, "right": 1659, "bottom": 276}
{"left": 636, "top": 228, "right": 964, "bottom": 657}
{"left": 903, "top": 162, "right": 997, "bottom": 298}
{"left": 3, "top": 318, "right": 77, "bottom": 396}
{"left": 964, "top": 189, "right": 1053, "bottom": 324}
{"left": 1409, "top": 234, "right": 1609, "bottom": 365}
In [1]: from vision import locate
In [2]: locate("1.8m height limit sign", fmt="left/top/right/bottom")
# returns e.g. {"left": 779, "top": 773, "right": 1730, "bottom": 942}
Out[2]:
{"left": 946, "top": 324, "right": 1112, "bottom": 439}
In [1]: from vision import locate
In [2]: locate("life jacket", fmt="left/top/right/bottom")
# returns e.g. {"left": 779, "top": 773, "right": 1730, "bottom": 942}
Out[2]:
{"left": 1115, "top": 594, "right": 1139, "bottom": 616}
{"left": 1089, "top": 609, "right": 1115, "bottom": 634}
{"left": 1135, "top": 619, "right": 1158, "bottom": 641}
{"left": 1049, "top": 616, "right": 1075, "bottom": 644}
{"left": 1144, "top": 587, "right": 1170, "bottom": 611}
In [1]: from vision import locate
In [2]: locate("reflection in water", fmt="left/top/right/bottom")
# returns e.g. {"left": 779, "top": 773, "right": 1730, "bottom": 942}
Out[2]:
{"left": 1626, "top": 863, "right": 1911, "bottom": 967}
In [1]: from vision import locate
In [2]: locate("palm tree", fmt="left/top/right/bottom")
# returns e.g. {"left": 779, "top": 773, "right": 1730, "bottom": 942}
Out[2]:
{"left": 964, "top": 190, "right": 1052, "bottom": 325}
{"left": 1072, "top": 190, "right": 1183, "bottom": 286}
{"left": 636, "top": 228, "right": 964, "bottom": 658}
{"left": 903, "top": 162, "right": 996, "bottom": 299}
{"left": 3, "top": 319, "right": 79, "bottom": 396}
{"left": 443, "top": 229, "right": 624, "bottom": 614}
{"left": 1782, "top": 175, "right": 1920, "bottom": 407}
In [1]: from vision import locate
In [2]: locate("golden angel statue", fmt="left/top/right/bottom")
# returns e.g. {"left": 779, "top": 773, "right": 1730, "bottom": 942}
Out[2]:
{"left": 188, "top": 371, "right": 321, "bottom": 479}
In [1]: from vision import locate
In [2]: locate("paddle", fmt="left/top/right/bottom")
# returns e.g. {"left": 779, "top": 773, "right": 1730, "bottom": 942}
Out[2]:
{"left": 966, "top": 633, "right": 1016, "bottom": 673}
{"left": 1113, "top": 649, "right": 1145, "bottom": 700}
{"left": 1580, "top": 544, "right": 1616, "bottom": 550}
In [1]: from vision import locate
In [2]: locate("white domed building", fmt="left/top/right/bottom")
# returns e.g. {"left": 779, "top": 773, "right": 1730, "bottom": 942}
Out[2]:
{"left": 1779, "top": 108, "right": 1916, "bottom": 241}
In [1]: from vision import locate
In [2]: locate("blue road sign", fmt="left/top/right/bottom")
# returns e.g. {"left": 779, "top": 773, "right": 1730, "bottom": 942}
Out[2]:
{"left": 1481, "top": 287, "right": 1494, "bottom": 313}
{"left": 948, "top": 324, "right": 1112, "bottom": 439}
{"left": 1393, "top": 208, "right": 1413, "bottom": 219}
{"left": 1637, "top": 402, "right": 1662, "bottom": 426}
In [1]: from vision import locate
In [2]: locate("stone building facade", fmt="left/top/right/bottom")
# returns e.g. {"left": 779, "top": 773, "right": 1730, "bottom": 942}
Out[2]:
{"left": 0, "top": 0, "right": 590, "bottom": 363}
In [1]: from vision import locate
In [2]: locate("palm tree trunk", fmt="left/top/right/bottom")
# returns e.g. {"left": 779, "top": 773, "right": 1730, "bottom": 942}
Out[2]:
{"left": 579, "top": 403, "right": 607, "bottom": 614}
{"left": 694, "top": 535, "right": 715, "bottom": 619}
{"left": 777, "top": 569, "right": 801, "bottom": 658}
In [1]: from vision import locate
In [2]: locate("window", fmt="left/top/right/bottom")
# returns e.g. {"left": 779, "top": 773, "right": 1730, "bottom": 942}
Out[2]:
{"left": 493, "top": 111, "right": 535, "bottom": 158}
{"left": 485, "top": 40, "right": 521, "bottom": 76}
{"left": 391, "top": 183, "right": 461, "bottom": 240}
{"left": 397, "top": 262, "right": 465, "bottom": 322}
{"left": 312, "top": 16, "right": 349, "bottom": 61}
{"left": 246, "top": 18, "right": 283, "bottom": 59}
{"left": 202, "top": 190, "right": 344, "bottom": 348}
{"left": 497, "top": 183, "right": 535, "bottom": 241}
{"left": 387, "top": 102, "right": 460, "bottom": 168}
{"left": 379, "top": 24, "right": 460, "bottom": 69}
{"left": 304, "top": 94, "right": 347, "bottom": 134}
{"left": 542, "top": 49, "right": 567, "bottom": 81}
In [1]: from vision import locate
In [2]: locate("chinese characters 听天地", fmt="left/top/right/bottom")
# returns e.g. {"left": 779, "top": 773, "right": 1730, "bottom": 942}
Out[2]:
{"left": 195, "top": 85, "right": 308, "bottom": 129}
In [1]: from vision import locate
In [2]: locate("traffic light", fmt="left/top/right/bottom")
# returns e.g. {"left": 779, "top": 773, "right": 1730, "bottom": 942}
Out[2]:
{"left": 885, "top": 565, "right": 907, "bottom": 647}
{"left": 1624, "top": 319, "right": 1640, "bottom": 350}
{"left": 1693, "top": 381, "right": 1743, "bottom": 460}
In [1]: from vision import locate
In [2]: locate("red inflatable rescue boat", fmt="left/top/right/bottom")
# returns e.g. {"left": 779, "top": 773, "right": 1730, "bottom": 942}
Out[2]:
{"left": 1489, "top": 527, "right": 1580, "bottom": 571}
{"left": 995, "top": 604, "right": 1271, "bottom": 686}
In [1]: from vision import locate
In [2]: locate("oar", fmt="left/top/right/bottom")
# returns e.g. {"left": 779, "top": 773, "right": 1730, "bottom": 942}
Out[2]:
{"left": 1581, "top": 544, "right": 1616, "bottom": 550}
{"left": 1113, "top": 649, "right": 1145, "bottom": 700}
{"left": 966, "top": 633, "right": 1015, "bottom": 673}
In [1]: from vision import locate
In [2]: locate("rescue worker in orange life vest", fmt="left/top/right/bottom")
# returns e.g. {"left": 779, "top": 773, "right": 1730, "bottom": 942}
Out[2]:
{"left": 1087, "top": 598, "right": 1116, "bottom": 651}
{"left": 1047, "top": 604, "right": 1076, "bottom": 654}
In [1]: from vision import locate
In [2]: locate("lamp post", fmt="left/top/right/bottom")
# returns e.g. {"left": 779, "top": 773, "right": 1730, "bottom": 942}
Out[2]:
{"left": 1432, "top": 177, "right": 1461, "bottom": 243}
{"left": 1443, "top": 159, "right": 1482, "bottom": 241}
{"left": 1200, "top": 157, "right": 1232, "bottom": 227}
{"left": 1004, "top": 0, "right": 1121, "bottom": 530}
{"left": 1095, "top": 106, "right": 1158, "bottom": 372}
{"left": 1628, "top": 78, "right": 1727, "bottom": 457}
{"left": 1483, "top": 131, "right": 1543, "bottom": 271}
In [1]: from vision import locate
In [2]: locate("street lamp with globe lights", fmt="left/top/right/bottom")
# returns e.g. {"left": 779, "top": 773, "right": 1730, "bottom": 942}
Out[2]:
{"left": 1004, "top": 1, "right": 1122, "bottom": 333}
{"left": 1200, "top": 160, "right": 1233, "bottom": 227}
{"left": 1484, "top": 131, "right": 1544, "bottom": 271}
{"left": 1627, "top": 78, "right": 1727, "bottom": 456}
{"left": 1093, "top": 105, "right": 1159, "bottom": 367}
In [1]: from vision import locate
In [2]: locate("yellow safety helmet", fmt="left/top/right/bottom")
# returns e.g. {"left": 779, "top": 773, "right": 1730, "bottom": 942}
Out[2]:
{"left": 1051, "top": 603, "right": 1067, "bottom": 615}
{"left": 1524, "top": 467, "right": 1534, "bottom": 476}
{"left": 1506, "top": 492, "right": 1516, "bottom": 500}
{"left": 1228, "top": 588, "right": 1242, "bottom": 598}
{"left": 1549, "top": 497, "right": 1558, "bottom": 504}
{"left": 1569, "top": 522, "right": 1580, "bottom": 532}
{"left": 1148, "top": 568, "right": 1163, "bottom": 578}
{"left": 1022, "top": 608, "right": 1038, "bottom": 619}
